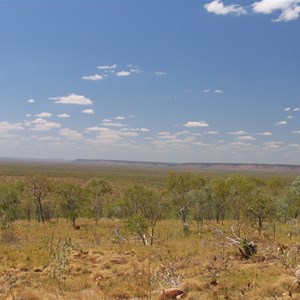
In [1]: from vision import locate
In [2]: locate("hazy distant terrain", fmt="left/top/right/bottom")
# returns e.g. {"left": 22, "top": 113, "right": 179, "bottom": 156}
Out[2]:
{"left": 74, "top": 159, "right": 300, "bottom": 172}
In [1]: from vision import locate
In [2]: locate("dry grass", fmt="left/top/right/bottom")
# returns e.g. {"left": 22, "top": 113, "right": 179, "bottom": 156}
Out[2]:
{"left": 1, "top": 219, "right": 300, "bottom": 299}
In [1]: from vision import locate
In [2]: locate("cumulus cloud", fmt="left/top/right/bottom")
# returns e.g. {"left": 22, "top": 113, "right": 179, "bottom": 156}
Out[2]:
{"left": 29, "top": 119, "right": 61, "bottom": 131}
{"left": 204, "top": 131, "right": 219, "bottom": 135}
{"left": 228, "top": 130, "right": 247, "bottom": 135}
{"left": 82, "top": 109, "right": 95, "bottom": 114}
{"left": 97, "top": 64, "right": 117, "bottom": 70}
{"left": 130, "top": 68, "right": 142, "bottom": 74}
{"left": 101, "top": 121, "right": 124, "bottom": 127}
{"left": 27, "top": 98, "right": 35, "bottom": 104}
{"left": 0, "top": 121, "right": 24, "bottom": 133}
{"left": 116, "top": 71, "right": 131, "bottom": 77}
{"left": 184, "top": 121, "right": 209, "bottom": 128}
{"left": 85, "top": 126, "right": 138, "bottom": 144}
{"left": 252, "top": 0, "right": 300, "bottom": 22}
{"left": 155, "top": 71, "right": 167, "bottom": 76}
{"left": 204, "top": 0, "right": 300, "bottom": 22}
{"left": 115, "top": 116, "right": 125, "bottom": 120}
{"left": 204, "top": 0, "right": 247, "bottom": 15}
{"left": 294, "top": 107, "right": 300, "bottom": 111}
{"left": 50, "top": 93, "right": 93, "bottom": 105}
{"left": 82, "top": 74, "right": 105, "bottom": 81}
{"left": 35, "top": 112, "right": 52, "bottom": 118}
{"left": 257, "top": 131, "right": 273, "bottom": 136}
{"left": 59, "top": 128, "right": 83, "bottom": 140}
{"left": 276, "top": 120, "right": 287, "bottom": 125}
{"left": 214, "top": 89, "right": 224, "bottom": 93}
{"left": 237, "top": 135, "right": 256, "bottom": 141}
{"left": 204, "top": 89, "right": 211, "bottom": 93}
{"left": 57, "top": 113, "right": 70, "bottom": 118}
{"left": 284, "top": 107, "right": 291, "bottom": 111}
{"left": 292, "top": 130, "right": 300, "bottom": 134}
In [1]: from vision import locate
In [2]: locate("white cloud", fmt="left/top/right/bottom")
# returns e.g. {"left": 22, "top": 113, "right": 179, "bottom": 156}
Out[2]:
{"left": 155, "top": 71, "right": 167, "bottom": 76}
{"left": 0, "top": 121, "right": 24, "bottom": 133}
{"left": 130, "top": 68, "right": 142, "bottom": 74}
{"left": 184, "top": 121, "right": 209, "bottom": 128}
{"left": 284, "top": 107, "right": 291, "bottom": 111}
{"left": 27, "top": 98, "right": 35, "bottom": 104}
{"left": 35, "top": 112, "right": 52, "bottom": 118}
{"left": 252, "top": 0, "right": 300, "bottom": 22}
{"left": 257, "top": 131, "right": 273, "bottom": 136}
{"left": 228, "top": 130, "right": 247, "bottom": 135}
{"left": 276, "top": 120, "right": 287, "bottom": 125}
{"left": 59, "top": 128, "right": 83, "bottom": 140}
{"left": 175, "top": 130, "right": 190, "bottom": 136}
{"left": 294, "top": 107, "right": 300, "bottom": 111}
{"left": 85, "top": 126, "right": 138, "bottom": 144}
{"left": 82, "top": 109, "right": 95, "bottom": 114}
{"left": 102, "top": 121, "right": 124, "bottom": 127}
{"left": 292, "top": 130, "right": 300, "bottom": 134}
{"left": 263, "top": 141, "right": 284, "bottom": 149}
{"left": 116, "top": 71, "right": 131, "bottom": 77}
{"left": 140, "top": 128, "right": 150, "bottom": 132}
{"left": 26, "top": 114, "right": 32, "bottom": 117}
{"left": 214, "top": 89, "right": 224, "bottom": 93}
{"left": 82, "top": 74, "right": 105, "bottom": 81}
{"left": 36, "top": 136, "right": 60, "bottom": 142}
{"left": 102, "top": 119, "right": 111, "bottom": 122}
{"left": 57, "top": 113, "right": 70, "bottom": 118}
{"left": 97, "top": 64, "right": 117, "bottom": 70}
{"left": 237, "top": 135, "right": 256, "bottom": 141}
{"left": 204, "top": 89, "right": 211, "bottom": 93}
{"left": 32, "top": 118, "right": 47, "bottom": 124}
{"left": 204, "top": 0, "right": 247, "bottom": 16}
{"left": 287, "top": 116, "right": 293, "bottom": 119}
{"left": 204, "top": 131, "right": 219, "bottom": 135}
{"left": 29, "top": 120, "right": 61, "bottom": 131}
{"left": 115, "top": 116, "right": 125, "bottom": 120}
{"left": 50, "top": 93, "right": 93, "bottom": 105}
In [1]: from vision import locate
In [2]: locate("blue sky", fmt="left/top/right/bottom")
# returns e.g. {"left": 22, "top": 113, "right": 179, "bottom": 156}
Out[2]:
{"left": 0, "top": 0, "right": 299, "bottom": 164}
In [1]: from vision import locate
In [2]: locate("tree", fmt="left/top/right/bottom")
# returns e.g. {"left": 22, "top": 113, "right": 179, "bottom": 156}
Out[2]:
{"left": 226, "top": 175, "right": 255, "bottom": 224}
{"left": 210, "top": 177, "right": 229, "bottom": 224}
{"left": 56, "top": 181, "right": 84, "bottom": 226}
{"left": 123, "top": 185, "right": 166, "bottom": 245}
{"left": 287, "top": 176, "right": 300, "bottom": 218}
{"left": 0, "top": 183, "right": 22, "bottom": 226}
{"left": 86, "top": 178, "right": 113, "bottom": 224}
{"left": 243, "top": 189, "right": 277, "bottom": 234}
{"left": 188, "top": 184, "right": 212, "bottom": 230}
{"left": 28, "top": 176, "right": 52, "bottom": 223}
{"left": 167, "top": 172, "right": 205, "bottom": 223}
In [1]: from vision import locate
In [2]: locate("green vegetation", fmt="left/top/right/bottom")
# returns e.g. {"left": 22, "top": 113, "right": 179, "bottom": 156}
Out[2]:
{"left": 0, "top": 161, "right": 300, "bottom": 299}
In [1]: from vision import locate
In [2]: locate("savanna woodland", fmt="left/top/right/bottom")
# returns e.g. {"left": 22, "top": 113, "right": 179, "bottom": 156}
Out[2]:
{"left": 1, "top": 162, "right": 300, "bottom": 299}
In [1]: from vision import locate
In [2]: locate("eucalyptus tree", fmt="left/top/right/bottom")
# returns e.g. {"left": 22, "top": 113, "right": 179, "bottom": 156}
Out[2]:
{"left": 86, "top": 178, "right": 113, "bottom": 224}
{"left": 166, "top": 172, "right": 206, "bottom": 223}
{"left": 28, "top": 176, "right": 52, "bottom": 223}
{"left": 226, "top": 175, "right": 255, "bottom": 224}
{"left": 123, "top": 185, "right": 166, "bottom": 245}
{"left": 210, "top": 177, "right": 229, "bottom": 224}
{"left": 56, "top": 180, "right": 85, "bottom": 226}
{"left": 243, "top": 189, "right": 277, "bottom": 235}
{"left": 287, "top": 176, "right": 300, "bottom": 219}
{"left": 0, "top": 183, "right": 23, "bottom": 226}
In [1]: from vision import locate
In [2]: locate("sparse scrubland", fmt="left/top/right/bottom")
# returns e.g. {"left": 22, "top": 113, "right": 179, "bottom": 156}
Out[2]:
{"left": 1, "top": 162, "right": 300, "bottom": 299}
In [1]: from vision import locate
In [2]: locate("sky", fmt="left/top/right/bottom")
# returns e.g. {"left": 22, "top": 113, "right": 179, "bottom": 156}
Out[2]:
{"left": 0, "top": 0, "right": 299, "bottom": 164}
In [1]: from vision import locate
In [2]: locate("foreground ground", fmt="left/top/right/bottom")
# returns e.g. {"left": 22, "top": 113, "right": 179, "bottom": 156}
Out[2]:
{"left": 1, "top": 219, "right": 300, "bottom": 300}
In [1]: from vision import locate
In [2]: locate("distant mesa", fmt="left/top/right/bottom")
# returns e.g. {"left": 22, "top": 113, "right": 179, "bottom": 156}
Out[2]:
{"left": 73, "top": 159, "right": 300, "bottom": 172}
